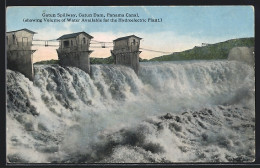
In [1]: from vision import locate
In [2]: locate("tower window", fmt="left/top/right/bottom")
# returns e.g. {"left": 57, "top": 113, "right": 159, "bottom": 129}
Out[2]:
{"left": 133, "top": 39, "right": 136, "bottom": 45}
{"left": 63, "top": 40, "right": 69, "bottom": 48}
{"left": 83, "top": 37, "right": 86, "bottom": 44}
{"left": 12, "top": 34, "right": 15, "bottom": 44}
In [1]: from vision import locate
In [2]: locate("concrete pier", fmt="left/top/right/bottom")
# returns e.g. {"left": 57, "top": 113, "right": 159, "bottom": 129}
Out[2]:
{"left": 56, "top": 32, "right": 93, "bottom": 74}
{"left": 111, "top": 35, "right": 142, "bottom": 74}
{"left": 57, "top": 50, "right": 93, "bottom": 74}
{"left": 6, "top": 29, "right": 36, "bottom": 81}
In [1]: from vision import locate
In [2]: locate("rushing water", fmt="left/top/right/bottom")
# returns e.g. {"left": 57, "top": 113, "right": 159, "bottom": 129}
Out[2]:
{"left": 6, "top": 60, "right": 255, "bottom": 163}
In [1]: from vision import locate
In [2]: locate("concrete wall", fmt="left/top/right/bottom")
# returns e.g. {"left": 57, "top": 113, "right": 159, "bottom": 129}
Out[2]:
{"left": 7, "top": 50, "right": 34, "bottom": 80}
{"left": 130, "top": 52, "right": 140, "bottom": 74}
{"left": 6, "top": 30, "right": 35, "bottom": 80}
{"left": 77, "top": 33, "right": 91, "bottom": 51}
{"left": 57, "top": 50, "right": 92, "bottom": 74}
{"left": 57, "top": 51, "right": 91, "bottom": 74}
{"left": 128, "top": 36, "right": 140, "bottom": 52}
{"left": 228, "top": 47, "right": 255, "bottom": 66}
{"left": 114, "top": 39, "right": 129, "bottom": 51}
{"left": 78, "top": 51, "right": 91, "bottom": 73}
{"left": 113, "top": 51, "right": 140, "bottom": 74}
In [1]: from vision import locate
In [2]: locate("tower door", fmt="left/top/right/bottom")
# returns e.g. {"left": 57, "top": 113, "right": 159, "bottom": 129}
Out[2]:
{"left": 131, "top": 39, "right": 138, "bottom": 51}
{"left": 81, "top": 37, "right": 87, "bottom": 50}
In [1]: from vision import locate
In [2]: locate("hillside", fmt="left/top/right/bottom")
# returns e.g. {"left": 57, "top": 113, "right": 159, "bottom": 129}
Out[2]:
{"left": 90, "top": 56, "right": 148, "bottom": 64}
{"left": 90, "top": 56, "right": 114, "bottom": 64}
{"left": 150, "top": 37, "right": 254, "bottom": 61}
{"left": 34, "top": 57, "right": 115, "bottom": 65}
{"left": 34, "top": 56, "right": 149, "bottom": 65}
{"left": 34, "top": 59, "right": 59, "bottom": 65}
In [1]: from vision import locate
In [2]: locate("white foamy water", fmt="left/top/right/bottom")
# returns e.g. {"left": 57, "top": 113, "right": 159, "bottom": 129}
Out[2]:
{"left": 6, "top": 60, "right": 255, "bottom": 163}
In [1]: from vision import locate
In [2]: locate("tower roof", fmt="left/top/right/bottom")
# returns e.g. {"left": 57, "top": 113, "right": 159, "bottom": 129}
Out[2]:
{"left": 113, "top": 35, "right": 142, "bottom": 42}
{"left": 7, "top": 28, "right": 37, "bottom": 34}
{"left": 57, "top": 32, "right": 93, "bottom": 40}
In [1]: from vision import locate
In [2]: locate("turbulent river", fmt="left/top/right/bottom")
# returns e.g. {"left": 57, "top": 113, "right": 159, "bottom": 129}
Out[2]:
{"left": 6, "top": 60, "right": 255, "bottom": 163}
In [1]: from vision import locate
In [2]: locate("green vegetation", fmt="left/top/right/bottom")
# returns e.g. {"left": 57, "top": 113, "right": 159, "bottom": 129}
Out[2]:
{"left": 34, "top": 59, "right": 59, "bottom": 65}
{"left": 34, "top": 57, "right": 115, "bottom": 65}
{"left": 90, "top": 56, "right": 148, "bottom": 64}
{"left": 90, "top": 56, "right": 114, "bottom": 64}
{"left": 150, "top": 37, "right": 254, "bottom": 61}
{"left": 139, "top": 57, "right": 149, "bottom": 62}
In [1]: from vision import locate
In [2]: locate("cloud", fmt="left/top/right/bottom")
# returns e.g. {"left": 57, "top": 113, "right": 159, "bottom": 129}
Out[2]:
{"left": 141, "top": 7, "right": 155, "bottom": 19}
{"left": 33, "top": 24, "right": 73, "bottom": 40}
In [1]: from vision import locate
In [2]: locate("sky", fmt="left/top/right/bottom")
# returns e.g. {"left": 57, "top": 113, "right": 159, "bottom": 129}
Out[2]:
{"left": 6, "top": 6, "right": 254, "bottom": 62}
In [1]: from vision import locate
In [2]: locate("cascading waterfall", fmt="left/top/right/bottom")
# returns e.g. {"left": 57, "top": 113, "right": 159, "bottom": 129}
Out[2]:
{"left": 6, "top": 60, "right": 255, "bottom": 163}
